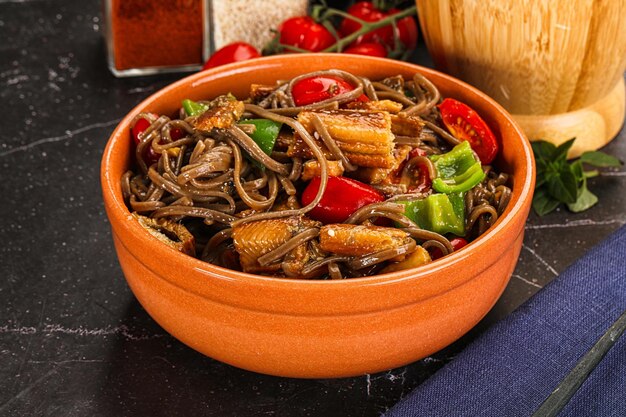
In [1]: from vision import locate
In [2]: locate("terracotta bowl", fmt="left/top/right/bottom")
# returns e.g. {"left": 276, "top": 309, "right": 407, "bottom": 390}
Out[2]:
{"left": 101, "top": 54, "right": 535, "bottom": 378}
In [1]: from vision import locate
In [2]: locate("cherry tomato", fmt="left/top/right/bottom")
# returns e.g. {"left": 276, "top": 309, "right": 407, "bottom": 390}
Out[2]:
{"left": 406, "top": 148, "right": 432, "bottom": 193}
{"left": 131, "top": 115, "right": 160, "bottom": 164}
{"left": 170, "top": 127, "right": 184, "bottom": 140}
{"left": 339, "top": 2, "right": 418, "bottom": 50}
{"left": 131, "top": 117, "right": 151, "bottom": 146}
{"left": 291, "top": 75, "right": 367, "bottom": 106}
{"left": 279, "top": 16, "right": 335, "bottom": 52}
{"left": 438, "top": 98, "right": 499, "bottom": 164}
{"left": 343, "top": 42, "right": 387, "bottom": 57}
{"left": 202, "top": 42, "right": 260, "bottom": 70}
{"left": 388, "top": 9, "right": 418, "bottom": 50}
{"left": 389, "top": 148, "right": 432, "bottom": 193}
{"left": 340, "top": 2, "right": 390, "bottom": 44}
{"left": 301, "top": 176, "right": 384, "bottom": 224}
{"left": 429, "top": 237, "right": 468, "bottom": 260}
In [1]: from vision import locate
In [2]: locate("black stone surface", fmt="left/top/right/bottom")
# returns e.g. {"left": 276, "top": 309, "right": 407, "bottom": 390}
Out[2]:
{"left": 0, "top": 1, "right": 624, "bottom": 416}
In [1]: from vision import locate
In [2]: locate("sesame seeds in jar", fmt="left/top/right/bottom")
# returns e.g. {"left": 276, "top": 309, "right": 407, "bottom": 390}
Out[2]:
{"left": 209, "top": 0, "right": 309, "bottom": 51}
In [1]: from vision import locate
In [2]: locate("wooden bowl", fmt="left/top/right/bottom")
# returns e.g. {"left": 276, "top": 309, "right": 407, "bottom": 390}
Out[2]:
{"left": 101, "top": 54, "right": 535, "bottom": 378}
{"left": 416, "top": 0, "right": 626, "bottom": 157}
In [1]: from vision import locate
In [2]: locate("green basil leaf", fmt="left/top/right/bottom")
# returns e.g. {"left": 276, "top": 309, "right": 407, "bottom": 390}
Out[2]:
{"left": 547, "top": 164, "right": 578, "bottom": 204}
{"left": 553, "top": 138, "right": 576, "bottom": 162}
{"left": 570, "top": 160, "right": 584, "bottom": 182}
{"left": 567, "top": 183, "right": 598, "bottom": 212}
{"left": 532, "top": 137, "right": 618, "bottom": 214}
{"left": 579, "top": 151, "right": 622, "bottom": 167}
{"left": 544, "top": 160, "right": 565, "bottom": 182}
{"left": 531, "top": 140, "right": 557, "bottom": 161}
{"left": 533, "top": 187, "right": 561, "bottom": 216}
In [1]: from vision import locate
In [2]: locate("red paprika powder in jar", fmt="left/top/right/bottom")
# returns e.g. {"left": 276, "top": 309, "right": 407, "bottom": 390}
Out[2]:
{"left": 104, "top": 0, "right": 208, "bottom": 76}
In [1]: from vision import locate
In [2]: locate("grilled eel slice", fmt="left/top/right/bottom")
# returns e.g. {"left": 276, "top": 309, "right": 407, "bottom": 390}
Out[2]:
{"left": 287, "top": 110, "right": 396, "bottom": 169}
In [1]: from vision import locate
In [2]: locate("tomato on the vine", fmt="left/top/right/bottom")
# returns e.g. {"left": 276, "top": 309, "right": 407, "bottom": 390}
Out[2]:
{"left": 279, "top": 16, "right": 335, "bottom": 52}
{"left": 438, "top": 98, "right": 499, "bottom": 164}
{"left": 343, "top": 42, "right": 387, "bottom": 57}
{"left": 339, "top": 1, "right": 418, "bottom": 50}
{"left": 202, "top": 42, "right": 260, "bottom": 70}
{"left": 291, "top": 75, "right": 368, "bottom": 106}
{"left": 340, "top": 2, "right": 390, "bottom": 43}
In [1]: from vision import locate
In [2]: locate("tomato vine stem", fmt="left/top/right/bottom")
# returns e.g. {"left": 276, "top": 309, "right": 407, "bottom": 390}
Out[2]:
{"left": 319, "top": 6, "right": 417, "bottom": 53}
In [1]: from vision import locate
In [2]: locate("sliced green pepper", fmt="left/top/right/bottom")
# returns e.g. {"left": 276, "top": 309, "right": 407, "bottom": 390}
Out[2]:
{"left": 183, "top": 93, "right": 239, "bottom": 117}
{"left": 430, "top": 141, "right": 486, "bottom": 194}
{"left": 238, "top": 119, "right": 282, "bottom": 156}
{"left": 238, "top": 119, "right": 283, "bottom": 169}
{"left": 399, "top": 192, "right": 466, "bottom": 236}
{"left": 182, "top": 99, "right": 209, "bottom": 117}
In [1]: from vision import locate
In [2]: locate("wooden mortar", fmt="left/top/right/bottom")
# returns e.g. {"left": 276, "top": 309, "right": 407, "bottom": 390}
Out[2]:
{"left": 416, "top": 0, "right": 626, "bottom": 157}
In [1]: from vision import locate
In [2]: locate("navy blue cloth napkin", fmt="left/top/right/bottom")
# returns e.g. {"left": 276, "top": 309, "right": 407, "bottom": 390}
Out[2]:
{"left": 385, "top": 225, "right": 626, "bottom": 417}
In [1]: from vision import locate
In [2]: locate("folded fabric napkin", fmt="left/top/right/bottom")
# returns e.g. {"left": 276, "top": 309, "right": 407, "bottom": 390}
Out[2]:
{"left": 385, "top": 225, "right": 626, "bottom": 417}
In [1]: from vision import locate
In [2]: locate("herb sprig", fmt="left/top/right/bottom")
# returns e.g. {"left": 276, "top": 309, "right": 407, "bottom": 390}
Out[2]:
{"left": 532, "top": 138, "right": 622, "bottom": 216}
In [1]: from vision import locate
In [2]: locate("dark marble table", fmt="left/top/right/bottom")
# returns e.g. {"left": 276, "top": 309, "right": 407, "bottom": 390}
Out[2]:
{"left": 1, "top": 1, "right": 624, "bottom": 416}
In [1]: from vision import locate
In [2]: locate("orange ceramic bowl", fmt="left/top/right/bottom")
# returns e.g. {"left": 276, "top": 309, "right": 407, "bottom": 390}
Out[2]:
{"left": 101, "top": 54, "right": 535, "bottom": 378}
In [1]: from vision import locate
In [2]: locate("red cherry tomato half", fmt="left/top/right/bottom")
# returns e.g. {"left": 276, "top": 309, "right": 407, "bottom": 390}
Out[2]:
{"left": 291, "top": 75, "right": 367, "bottom": 106}
{"left": 279, "top": 16, "right": 335, "bottom": 52}
{"left": 430, "top": 237, "right": 468, "bottom": 260}
{"left": 339, "top": 2, "right": 418, "bottom": 50}
{"left": 301, "top": 176, "right": 384, "bottom": 224}
{"left": 438, "top": 98, "right": 499, "bottom": 164}
{"left": 343, "top": 42, "right": 387, "bottom": 57}
{"left": 202, "top": 42, "right": 260, "bottom": 70}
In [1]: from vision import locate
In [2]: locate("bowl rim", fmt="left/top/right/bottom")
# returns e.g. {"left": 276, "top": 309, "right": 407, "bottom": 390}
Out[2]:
{"left": 101, "top": 53, "right": 535, "bottom": 291}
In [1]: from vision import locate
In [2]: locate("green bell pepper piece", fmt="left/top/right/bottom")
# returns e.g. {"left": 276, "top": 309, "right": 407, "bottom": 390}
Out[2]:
{"left": 238, "top": 119, "right": 282, "bottom": 156}
{"left": 399, "top": 192, "right": 466, "bottom": 236}
{"left": 430, "top": 141, "right": 486, "bottom": 194}
{"left": 238, "top": 119, "right": 283, "bottom": 169}
{"left": 182, "top": 99, "right": 209, "bottom": 117}
{"left": 183, "top": 93, "right": 240, "bottom": 117}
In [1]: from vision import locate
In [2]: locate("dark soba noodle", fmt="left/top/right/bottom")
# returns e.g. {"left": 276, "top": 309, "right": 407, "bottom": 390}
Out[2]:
{"left": 122, "top": 69, "right": 512, "bottom": 279}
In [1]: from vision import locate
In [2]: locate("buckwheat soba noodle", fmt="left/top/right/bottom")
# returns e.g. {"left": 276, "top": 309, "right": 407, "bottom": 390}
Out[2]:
{"left": 121, "top": 69, "right": 511, "bottom": 279}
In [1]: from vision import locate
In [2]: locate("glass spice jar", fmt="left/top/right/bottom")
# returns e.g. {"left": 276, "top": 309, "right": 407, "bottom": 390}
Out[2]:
{"left": 209, "top": 0, "right": 309, "bottom": 52}
{"left": 103, "top": 0, "right": 210, "bottom": 77}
